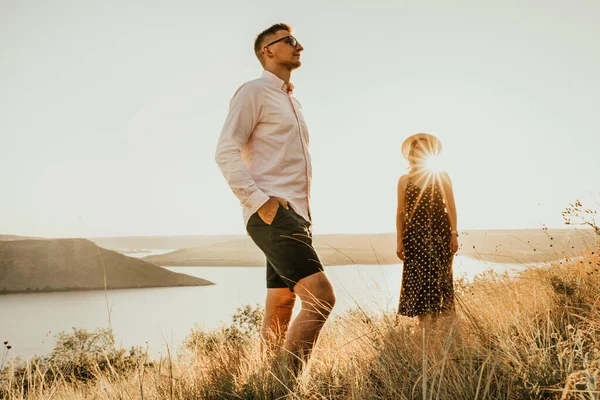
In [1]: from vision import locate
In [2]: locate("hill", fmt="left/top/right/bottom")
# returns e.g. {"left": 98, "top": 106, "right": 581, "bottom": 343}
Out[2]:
{"left": 90, "top": 234, "right": 246, "bottom": 251}
{"left": 0, "top": 239, "right": 213, "bottom": 294}
{"left": 143, "top": 229, "right": 598, "bottom": 267}
{"left": 0, "top": 234, "right": 38, "bottom": 241}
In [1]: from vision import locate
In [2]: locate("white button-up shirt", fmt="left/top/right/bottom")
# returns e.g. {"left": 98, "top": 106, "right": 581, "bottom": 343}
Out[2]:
{"left": 215, "top": 70, "right": 312, "bottom": 228}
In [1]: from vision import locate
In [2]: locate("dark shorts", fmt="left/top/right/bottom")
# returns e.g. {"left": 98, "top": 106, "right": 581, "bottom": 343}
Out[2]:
{"left": 246, "top": 205, "right": 324, "bottom": 292}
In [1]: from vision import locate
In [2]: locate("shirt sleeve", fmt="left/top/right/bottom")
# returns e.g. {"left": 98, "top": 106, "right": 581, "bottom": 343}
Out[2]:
{"left": 215, "top": 83, "right": 270, "bottom": 215}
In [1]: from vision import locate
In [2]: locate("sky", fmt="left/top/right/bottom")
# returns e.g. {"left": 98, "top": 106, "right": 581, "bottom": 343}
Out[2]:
{"left": 1, "top": 0, "right": 599, "bottom": 238}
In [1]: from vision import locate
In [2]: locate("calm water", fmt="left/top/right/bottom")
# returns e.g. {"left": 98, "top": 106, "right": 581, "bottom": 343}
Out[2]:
{"left": 0, "top": 255, "right": 525, "bottom": 360}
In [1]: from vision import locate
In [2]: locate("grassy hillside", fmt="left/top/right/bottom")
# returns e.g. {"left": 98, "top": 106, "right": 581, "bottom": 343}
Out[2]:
{"left": 0, "top": 239, "right": 213, "bottom": 294}
{"left": 1, "top": 250, "right": 598, "bottom": 399}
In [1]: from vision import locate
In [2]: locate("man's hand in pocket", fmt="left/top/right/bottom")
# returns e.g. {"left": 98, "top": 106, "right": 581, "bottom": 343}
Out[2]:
{"left": 257, "top": 197, "right": 288, "bottom": 225}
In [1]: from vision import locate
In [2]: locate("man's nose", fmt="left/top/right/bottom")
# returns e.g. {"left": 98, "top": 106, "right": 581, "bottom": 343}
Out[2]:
{"left": 296, "top": 43, "right": 304, "bottom": 51}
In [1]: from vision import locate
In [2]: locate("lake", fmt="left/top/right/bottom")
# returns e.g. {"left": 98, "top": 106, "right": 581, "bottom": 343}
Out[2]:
{"left": 0, "top": 255, "right": 526, "bottom": 360}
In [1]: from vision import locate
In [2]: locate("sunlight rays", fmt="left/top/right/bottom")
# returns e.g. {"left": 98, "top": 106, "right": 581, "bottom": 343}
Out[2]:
{"left": 406, "top": 156, "right": 450, "bottom": 225}
{"left": 404, "top": 133, "right": 449, "bottom": 225}
{"left": 424, "top": 154, "right": 443, "bottom": 174}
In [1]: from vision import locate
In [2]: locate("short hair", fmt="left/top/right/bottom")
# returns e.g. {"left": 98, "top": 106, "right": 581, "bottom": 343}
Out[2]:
{"left": 254, "top": 23, "right": 292, "bottom": 65}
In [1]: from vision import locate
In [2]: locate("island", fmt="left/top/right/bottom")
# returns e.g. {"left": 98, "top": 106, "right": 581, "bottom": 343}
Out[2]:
{"left": 0, "top": 238, "right": 214, "bottom": 294}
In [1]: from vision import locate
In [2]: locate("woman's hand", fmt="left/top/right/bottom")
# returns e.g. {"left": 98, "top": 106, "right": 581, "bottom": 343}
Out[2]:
{"left": 396, "top": 241, "right": 405, "bottom": 261}
{"left": 450, "top": 234, "right": 459, "bottom": 254}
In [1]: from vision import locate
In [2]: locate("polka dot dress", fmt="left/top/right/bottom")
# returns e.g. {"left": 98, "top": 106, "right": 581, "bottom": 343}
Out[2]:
{"left": 398, "top": 176, "right": 455, "bottom": 317}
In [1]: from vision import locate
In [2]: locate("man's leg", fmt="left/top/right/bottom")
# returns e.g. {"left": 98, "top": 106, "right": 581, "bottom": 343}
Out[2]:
{"left": 247, "top": 206, "right": 333, "bottom": 369}
{"left": 262, "top": 287, "right": 296, "bottom": 354}
{"left": 283, "top": 271, "right": 336, "bottom": 372}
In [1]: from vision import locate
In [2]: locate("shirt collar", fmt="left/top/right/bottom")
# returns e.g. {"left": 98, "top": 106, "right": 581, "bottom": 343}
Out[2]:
{"left": 261, "top": 70, "right": 294, "bottom": 94}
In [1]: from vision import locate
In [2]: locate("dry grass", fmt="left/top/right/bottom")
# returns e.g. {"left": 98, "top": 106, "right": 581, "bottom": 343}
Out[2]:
{"left": 1, "top": 250, "right": 599, "bottom": 400}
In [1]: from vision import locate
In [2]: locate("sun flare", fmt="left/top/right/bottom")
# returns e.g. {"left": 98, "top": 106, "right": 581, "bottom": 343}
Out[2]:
{"left": 424, "top": 155, "right": 443, "bottom": 174}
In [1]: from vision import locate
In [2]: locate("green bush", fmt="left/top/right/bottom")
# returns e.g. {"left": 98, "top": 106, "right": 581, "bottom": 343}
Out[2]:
{"left": 0, "top": 328, "right": 148, "bottom": 397}
{"left": 181, "top": 304, "right": 263, "bottom": 356}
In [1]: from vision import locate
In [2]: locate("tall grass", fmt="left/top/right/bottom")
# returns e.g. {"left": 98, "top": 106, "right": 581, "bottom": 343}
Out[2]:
{"left": 2, "top": 200, "right": 599, "bottom": 399}
{"left": 1, "top": 248, "right": 598, "bottom": 399}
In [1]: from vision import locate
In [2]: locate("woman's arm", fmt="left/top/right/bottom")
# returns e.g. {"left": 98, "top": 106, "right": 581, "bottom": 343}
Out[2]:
{"left": 439, "top": 172, "right": 459, "bottom": 253}
{"left": 396, "top": 176, "right": 408, "bottom": 260}
{"left": 439, "top": 172, "right": 457, "bottom": 231}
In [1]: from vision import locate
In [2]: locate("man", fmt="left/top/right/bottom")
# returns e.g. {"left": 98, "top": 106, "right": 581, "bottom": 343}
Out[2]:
{"left": 215, "top": 24, "right": 335, "bottom": 371}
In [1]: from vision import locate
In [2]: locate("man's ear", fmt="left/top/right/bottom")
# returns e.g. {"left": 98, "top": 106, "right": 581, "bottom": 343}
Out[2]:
{"left": 263, "top": 46, "right": 273, "bottom": 56}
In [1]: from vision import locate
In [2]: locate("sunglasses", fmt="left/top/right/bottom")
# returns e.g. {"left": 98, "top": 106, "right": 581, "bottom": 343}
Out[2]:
{"left": 264, "top": 35, "right": 300, "bottom": 49}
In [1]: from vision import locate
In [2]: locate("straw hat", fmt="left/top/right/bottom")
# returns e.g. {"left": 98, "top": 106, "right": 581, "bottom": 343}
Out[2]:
{"left": 401, "top": 133, "right": 442, "bottom": 160}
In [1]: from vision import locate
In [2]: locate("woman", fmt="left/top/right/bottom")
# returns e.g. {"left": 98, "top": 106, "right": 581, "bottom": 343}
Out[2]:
{"left": 396, "top": 133, "right": 459, "bottom": 323}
